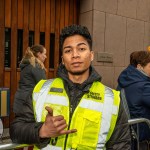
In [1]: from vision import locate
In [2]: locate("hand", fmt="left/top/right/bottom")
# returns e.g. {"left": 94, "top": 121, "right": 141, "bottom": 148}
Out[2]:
{"left": 39, "top": 106, "right": 77, "bottom": 138}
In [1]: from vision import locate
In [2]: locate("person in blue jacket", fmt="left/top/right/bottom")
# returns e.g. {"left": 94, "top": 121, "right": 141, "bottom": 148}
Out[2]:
{"left": 117, "top": 50, "right": 150, "bottom": 146}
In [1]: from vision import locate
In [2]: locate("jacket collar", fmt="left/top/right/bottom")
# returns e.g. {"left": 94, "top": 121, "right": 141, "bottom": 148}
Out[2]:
{"left": 56, "top": 63, "right": 102, "bottom": 90}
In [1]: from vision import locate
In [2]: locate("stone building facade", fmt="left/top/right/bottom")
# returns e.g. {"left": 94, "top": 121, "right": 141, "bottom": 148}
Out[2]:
{"left": 79, "top": 0, "right": 150, "bottom": 88}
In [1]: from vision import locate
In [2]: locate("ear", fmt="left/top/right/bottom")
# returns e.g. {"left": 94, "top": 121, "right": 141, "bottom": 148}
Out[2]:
{"left": 137, "top": 64, "right": 143, "bottom": 69}
{"left": 61, "top": 56, "right": 64, "bottom": 64}
{"left": 90, "top": 51, "right": 94, "bottom": 61}
{"left": 36, "top": 52, "right": 41, "bottom": 58}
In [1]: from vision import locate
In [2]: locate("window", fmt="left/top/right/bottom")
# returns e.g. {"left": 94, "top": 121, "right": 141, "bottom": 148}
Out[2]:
{"left": 4, "top": 28, "right": 11, "bottom": 68}
{"left": 40, "top": 32, "right": 45, "bottom": 46}
{"left": 50, "top": 33, "right": 55, "bottom": 69}
{"left": 29, "top": 31, "right": 34, "bottom": 47}
{"left": 17, "top": 29, "right": 23, "bottom": 68}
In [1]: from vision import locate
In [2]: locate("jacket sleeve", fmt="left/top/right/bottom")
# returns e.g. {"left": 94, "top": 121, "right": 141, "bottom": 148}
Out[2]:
{"left": 10, "top": 93, "right": 50, "bottom": 149}
{"left": 106, "top": 98, "right": 132, "bottom": 150}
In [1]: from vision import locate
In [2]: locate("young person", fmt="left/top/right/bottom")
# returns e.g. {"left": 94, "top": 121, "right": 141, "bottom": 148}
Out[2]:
{"left": 10, "top": 25, "right": 131, "bottom": 150}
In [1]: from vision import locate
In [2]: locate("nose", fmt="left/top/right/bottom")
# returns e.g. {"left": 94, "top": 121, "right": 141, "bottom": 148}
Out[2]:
{"left": 72, "top": 50, "right": 80, "bottom": 58}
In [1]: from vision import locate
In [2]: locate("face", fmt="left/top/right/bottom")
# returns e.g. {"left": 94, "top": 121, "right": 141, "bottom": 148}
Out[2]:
{"left": 62, "top": 35, "right": 94, "bottom": 76}
{"left": 137, "top": 63, "right": 150, "bottom": 76}
{"left": 37, "top": 48, "right": 47, "bottom": 62}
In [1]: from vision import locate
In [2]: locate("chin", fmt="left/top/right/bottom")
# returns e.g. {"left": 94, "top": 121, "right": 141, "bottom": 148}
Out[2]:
{"left": 70, "top": 70, "right": 87, "bottom": 75}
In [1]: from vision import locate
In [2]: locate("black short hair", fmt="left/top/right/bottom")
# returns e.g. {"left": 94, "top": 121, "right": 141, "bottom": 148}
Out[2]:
{"left": 59, "top": 24, "right": 92, "bottom": 51}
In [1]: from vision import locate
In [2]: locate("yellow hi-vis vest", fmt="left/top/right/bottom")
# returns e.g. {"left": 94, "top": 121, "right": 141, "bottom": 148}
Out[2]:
{"left": 33, "top": 78, "right": 120, "bottom": 150}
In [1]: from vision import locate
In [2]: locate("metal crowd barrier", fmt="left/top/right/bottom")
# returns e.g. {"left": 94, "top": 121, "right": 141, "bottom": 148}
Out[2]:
{"left": 0, "top": 143, "right": 21, "bottom": 150}
{"left": 0, "top": 143, "right": 31, "bottom": 150}
{"left": 128, "top": 118, "right": 150, "bottom": 128}
{"left": 128, "top": 118, "right": 150, "bottom": 150}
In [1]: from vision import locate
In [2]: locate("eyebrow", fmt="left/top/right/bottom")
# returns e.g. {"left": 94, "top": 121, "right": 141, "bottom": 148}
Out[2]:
{"left": 77, "top": 42, "right": 87, "bottom": 47}
{"left": 63, "top": 42, "right": 87, "bottom": 50}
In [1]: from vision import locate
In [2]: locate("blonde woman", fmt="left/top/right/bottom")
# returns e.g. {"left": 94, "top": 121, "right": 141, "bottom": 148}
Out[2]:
{"left": 13, "top": 44, "right": 47, "bottom": 114}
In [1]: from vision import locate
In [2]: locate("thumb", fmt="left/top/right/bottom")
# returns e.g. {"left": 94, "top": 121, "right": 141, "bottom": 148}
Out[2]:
{"left": 45, "top": 106, "right": 53, "bottom": 116}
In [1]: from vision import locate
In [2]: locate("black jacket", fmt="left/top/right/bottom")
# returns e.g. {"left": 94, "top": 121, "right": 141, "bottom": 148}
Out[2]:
{"left": 13, "top": 60, "right": 46, "bottom": 113}
{"left": 10, "top": 64, "right": 131, "bottom": 149}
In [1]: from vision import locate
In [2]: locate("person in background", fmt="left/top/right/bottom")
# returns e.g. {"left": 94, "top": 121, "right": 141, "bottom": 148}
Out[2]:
{"left": 13, "top": 44, "right": 47, "bottom": 114}
{"left": 117, "top": 50, "right": 150, "bottom": 149}
{"left": 10, "top": 25, "right": 131, "bottom": 150}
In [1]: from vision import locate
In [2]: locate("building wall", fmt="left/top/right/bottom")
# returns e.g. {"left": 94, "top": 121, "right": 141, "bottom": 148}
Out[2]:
{"left": 79, "top": 0, "right": 150, "bottom": 88}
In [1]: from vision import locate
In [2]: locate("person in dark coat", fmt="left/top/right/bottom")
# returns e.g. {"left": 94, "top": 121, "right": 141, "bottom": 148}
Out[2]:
{"left": 13, "top": 44, "right": 47, "bottom": 114}
{"left": 117, "top": 51, "right": 150, "bottom": 144}
{"left": 10, "top": 25, "right": 131, "bottom": 149}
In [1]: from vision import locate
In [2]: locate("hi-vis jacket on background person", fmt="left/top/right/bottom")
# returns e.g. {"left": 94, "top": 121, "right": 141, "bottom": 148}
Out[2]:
{"left": 33, "top": 77, "right": 120, "bottom": 150}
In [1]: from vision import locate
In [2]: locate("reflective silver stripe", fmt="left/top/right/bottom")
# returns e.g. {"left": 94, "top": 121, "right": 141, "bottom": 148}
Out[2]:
{"left": 35, "top": 80, "right": 54, "bottom": 122}
{"left": 113, "top": 105, "right": 118, "bottom": 115}
{"left": 33, "top": 93, "right": 39, "bottom": 101}
{"left": 33, "top": 79, "right": 54, "bottom": 102}
{"left": 45, "top": 95, "right": 68, "bottom": 106}
{"left": 97, "top": 87, "right": 118, "bottom": 149}
{"left": 40, "top": 79, "right": 54, "bottom": 92}
{"left": 79, "top": 99, "right": 103, "bottom": 112}
{"left": 96, "top": 147, "right": 106, "bottom": 150}
{"left": 41, "top": 145, "right": 62, "bottom": 150}
{"left": 79, "top": 98, "right": 118, "bottom": 115}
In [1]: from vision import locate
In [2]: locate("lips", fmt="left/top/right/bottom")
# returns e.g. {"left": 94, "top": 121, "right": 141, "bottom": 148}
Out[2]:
{"left": 71, "top": 62, "right": 82, "bottom": 67}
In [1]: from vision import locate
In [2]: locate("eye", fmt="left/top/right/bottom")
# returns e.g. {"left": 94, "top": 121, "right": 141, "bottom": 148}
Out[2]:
{"left": 79, "top": 47, "right": 86, "bottom": 51}
{"left": 64, "top": 49, "right": 71, "bottom": 53}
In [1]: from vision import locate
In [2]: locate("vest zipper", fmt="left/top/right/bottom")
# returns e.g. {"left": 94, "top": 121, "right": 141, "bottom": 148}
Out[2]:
{"left": 64, "top": 104, "right": 73, "bottom": 149}
{"left": 64, "top": 89, "right": 84, "bottom": 149}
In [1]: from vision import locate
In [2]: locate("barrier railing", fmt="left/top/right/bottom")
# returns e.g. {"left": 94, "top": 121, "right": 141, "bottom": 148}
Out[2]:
{"left": 0, "top": 143, "right": 32, "bottom": 150}
{"left": 128, "top": 118, "right": 150, "bottom": 128}
{"left": 128, "top": 118, "right": 150, "bottom": 150}
{"left": 0, "top": 143, "right": 20, "bottom": 149}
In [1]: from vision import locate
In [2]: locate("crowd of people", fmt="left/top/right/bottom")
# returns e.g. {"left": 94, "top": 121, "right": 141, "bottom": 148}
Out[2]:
{"left": 9, "top": 24, "right": 150, "bottom": 150}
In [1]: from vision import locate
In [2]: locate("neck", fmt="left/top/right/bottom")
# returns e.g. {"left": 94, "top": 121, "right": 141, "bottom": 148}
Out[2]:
{"left": 68, "top": 70, "right": 89, "bottom": 84}
{"left": 136, "top": 68, "right": 149, "bottom": 77}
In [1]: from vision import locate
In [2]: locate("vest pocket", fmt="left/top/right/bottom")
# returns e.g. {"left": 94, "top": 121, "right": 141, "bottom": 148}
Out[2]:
{"left": 79, "top": 109, "right": 101, "bottom": 147}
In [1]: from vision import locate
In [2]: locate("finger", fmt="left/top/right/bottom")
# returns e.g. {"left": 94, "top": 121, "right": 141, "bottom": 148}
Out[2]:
{"left": 53, "top": 115, "right": 64, "bottom": 121}
{"left": 69, "top": 129, "right": 77, "bottom": 133}
{"left": 53, "top": 119, "right": 66, "bottom": 128}
{"left": 60, "top": 129, "right": 77, "bottom": 135}
{"left": 45, "top": 106, "right": 53, "bottom": 116}
{"left": 56, "top": 123, "right": 68, "bottom": 132}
